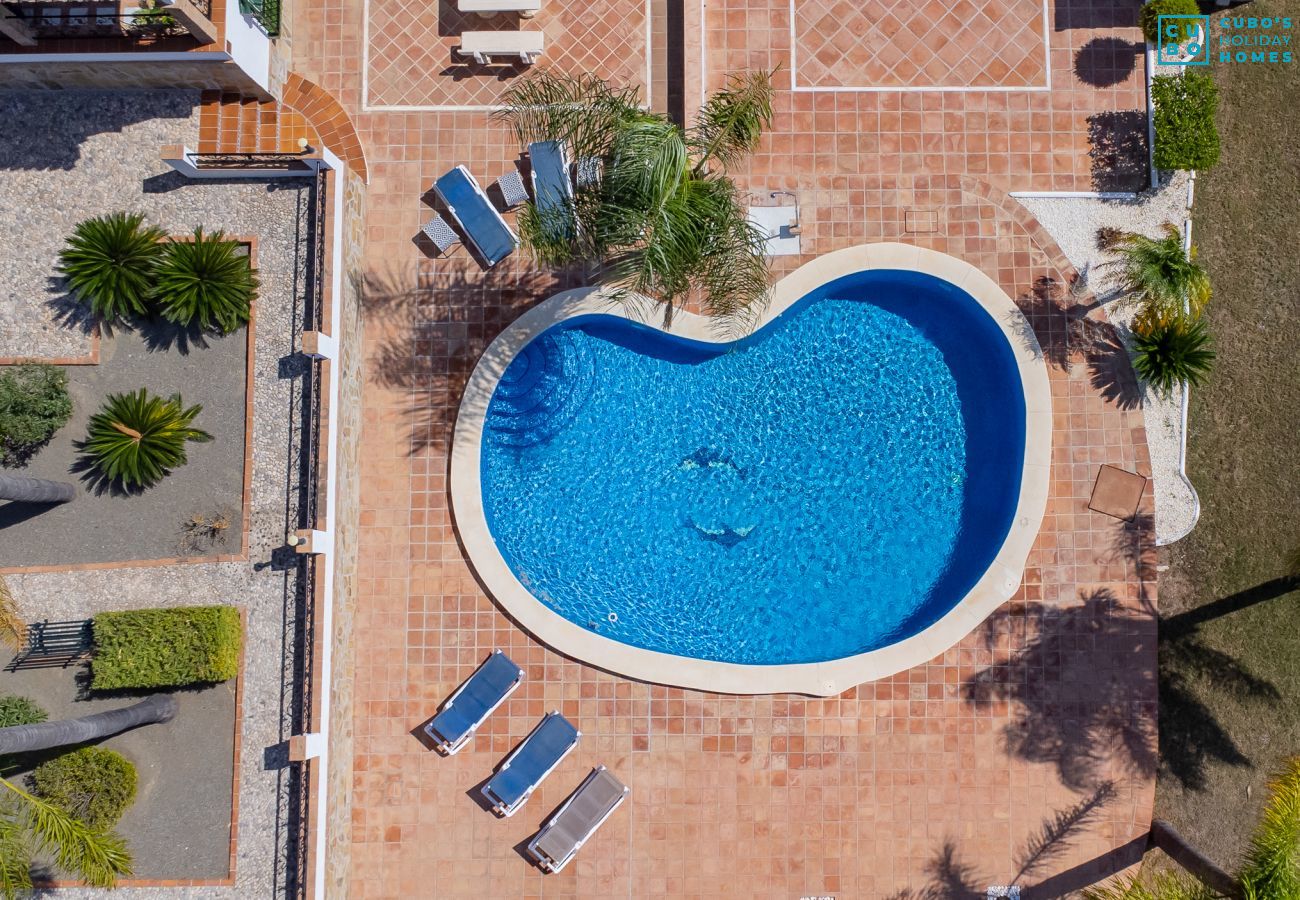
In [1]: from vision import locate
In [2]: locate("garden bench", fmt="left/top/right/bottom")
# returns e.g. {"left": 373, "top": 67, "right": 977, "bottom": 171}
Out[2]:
{"left": 6, "top": 619, "right": 93, "bottom": 671}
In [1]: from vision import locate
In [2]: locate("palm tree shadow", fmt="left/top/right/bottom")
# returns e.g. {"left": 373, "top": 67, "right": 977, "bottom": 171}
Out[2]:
{"left": 135, "top": 316, "right": 212, "bottom": 354}
{"left": 360, "top": 261, "right": 586, "bottom": 458}
{"left": 68, "top": 448, "right": 147, "bottom": 498}
{"left": 964, "top": 589, "right": 1158, "bottom": 792}
{"left": 1086, "top": 328, "right": 1144, "bottom": 411}
{"left": 1011, "top": 278, "right": 1123, "bottom": 374}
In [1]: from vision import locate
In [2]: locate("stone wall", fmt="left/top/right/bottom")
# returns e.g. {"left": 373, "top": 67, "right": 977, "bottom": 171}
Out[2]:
{"left": 323, "top": 163, "right": 367, "bottom": 899}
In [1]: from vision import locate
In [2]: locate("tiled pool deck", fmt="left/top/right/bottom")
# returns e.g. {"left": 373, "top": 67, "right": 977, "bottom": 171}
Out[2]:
{"left": 294, "top": 0, "right": 1157, "bottom": 893}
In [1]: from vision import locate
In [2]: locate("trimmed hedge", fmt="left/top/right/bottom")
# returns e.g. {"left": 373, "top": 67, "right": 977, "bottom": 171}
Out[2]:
{"left": 1152, "top": 71, "right": 1221, "bottom": 171}
{"left": 1139, "top": 0, "right": 1201, "bottom": 43}
{"left": 32, "top": 747, "right": 137, "bottom": 830}
{"left": 91, "top": 606, "right": 241, "bottom": 690}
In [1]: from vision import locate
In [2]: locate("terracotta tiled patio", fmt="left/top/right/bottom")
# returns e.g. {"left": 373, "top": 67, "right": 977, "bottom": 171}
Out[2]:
{"left": 292, "top": 0, "right": 1158, "bottom": 892}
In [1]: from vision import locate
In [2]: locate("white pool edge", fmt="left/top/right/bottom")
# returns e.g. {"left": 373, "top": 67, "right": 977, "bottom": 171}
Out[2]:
{"left": 449, "top": 243, "right": 1053, "bottom": 696}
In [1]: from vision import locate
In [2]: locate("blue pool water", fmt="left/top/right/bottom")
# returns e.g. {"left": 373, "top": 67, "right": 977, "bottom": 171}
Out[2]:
{"left": 479, "top": 270, "right": 1025, "bottom": 665}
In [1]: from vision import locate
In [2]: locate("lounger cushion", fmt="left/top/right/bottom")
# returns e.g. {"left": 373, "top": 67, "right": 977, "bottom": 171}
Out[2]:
{"left": 484, "top": 714, "right": 579, "bottom": 806}
{"left": 427, "top": 652, "right": 521, "bottom": 744}
{"left": 533, "top": 768, "right": 628, "bottom": 865}
{"left": 434, "top": 167, "right": 516, "bottom": 267}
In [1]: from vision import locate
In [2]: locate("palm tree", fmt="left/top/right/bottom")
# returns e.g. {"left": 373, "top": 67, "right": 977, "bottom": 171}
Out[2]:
{"left": 1086, "top": 756, "right": 1300, "bottom": 899}
{"left": 82, "top": 389, "right": 211, "bottom": 489}
{"left": 0, "top": 694, "right": 177, "bottom": 756}
{"left": 1102, "top": 223, "right": 1211, "bottom": 332}
{"left": 0, "top": 776, "right": 132, "bottom": 896}
{"left": 57, "top": 212, "right": 165, "bottom": 325}
{"left": 1132, "top": 317, "right": 1215, "bottom": 397}
{"left": 0, "top": 473, "right": 75, "bottom": 504}
{"left": 152, "top": 228, "right": 258, "bottom": 334}
{"left": 496, "top": 69, "right": 775, "bottom": 329}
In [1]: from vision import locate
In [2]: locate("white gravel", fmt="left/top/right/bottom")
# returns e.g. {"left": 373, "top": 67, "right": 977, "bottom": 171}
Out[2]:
{"left": 1016, "top": 170, "right": 1201, "bottom": 545}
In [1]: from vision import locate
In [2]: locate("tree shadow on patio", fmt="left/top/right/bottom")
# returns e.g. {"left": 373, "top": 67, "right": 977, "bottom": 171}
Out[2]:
{"left": 1075, "top": 37, "right": 1143, "bottom": 88}
{"left": 886, "top": 782, "right": 1122, "bottom": 898}
{"left": 360, "top": 262, "right": 584, "bottom": 457}
{"left": 1010, "top": 277, "right": 1132, "bottom": 376}
{"left": 1086, "top": 325, "right": 1144, "bottom": 410}
{"left": 963, "top": 588, "right": 1158, "bottom": 792}
{"left": 1087, "top": 110, "right": 1150, "bottom": 193}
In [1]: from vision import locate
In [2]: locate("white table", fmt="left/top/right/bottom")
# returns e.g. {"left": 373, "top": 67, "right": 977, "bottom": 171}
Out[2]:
{"left": 458, "top": 0, "right": 541, "bottom": 17}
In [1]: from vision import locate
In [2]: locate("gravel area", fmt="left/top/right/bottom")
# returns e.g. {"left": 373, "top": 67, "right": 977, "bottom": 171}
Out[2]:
{"left": 1017, "top": 170, "right": 1200, "bottom": 545}
{"left": 1, "top": 91, "right": 318, "bottom": 898}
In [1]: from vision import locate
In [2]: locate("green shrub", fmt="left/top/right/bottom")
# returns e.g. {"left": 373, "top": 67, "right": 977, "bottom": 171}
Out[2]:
{"left": 32, "top": 747, "right": 138, "bottom": 830}
{"left": 91, "top": 606, "right": 240, "bottom": 690}
{"left": 1133, "top": 316, "right": 1215, "bottom": 397}
{"left": 57, "top": 212, "right": 165, "bottom": 324}
{"left": 152, "top": 228, "right": 258, "bottom": 334}
{"left": 0, "top": 695, "right": 47, "bottom": 728}
{"left": 0, "top": 364, "right": 74, "bottom": 466}
{"left": 1139, "top": 0, "right": 1201, "bottom": 43}
{"left": 1152, "top": 71, "right": 1221, "bottom": 171}
{"left": 83, "top": 389, "right": 211, "bottom": 489}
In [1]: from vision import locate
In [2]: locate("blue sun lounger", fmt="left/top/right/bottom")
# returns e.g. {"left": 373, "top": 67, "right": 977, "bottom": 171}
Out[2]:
{"left": 481, "top": 711, "right": 580, "bottom": 817}
{"left": 423, "top": 650, "right": 524, "bottom": 755}
{"left": 528, "top": 140, "right": 574, "bottom": 215}
{"left": 433, "top": 165, "right": 518, "bottom": 268}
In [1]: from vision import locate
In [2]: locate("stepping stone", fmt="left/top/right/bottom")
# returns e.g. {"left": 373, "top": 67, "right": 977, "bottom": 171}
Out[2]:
{"left": 1088, "top": 464, "right": 1147, "bottom": 521}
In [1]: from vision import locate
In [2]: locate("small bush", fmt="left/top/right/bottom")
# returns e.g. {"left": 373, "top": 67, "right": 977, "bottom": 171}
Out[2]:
{"left": 1152, "top": 71, "right": 1221, "bottom": 171}
{"left": 1133, "top": 316, "right": 1215, "bottom": 397}
{"left": 83, "top": 389, "right": 211, "bottom": 489}
{"left": 32, "top": 747, "right": 138, "bottom": 830}
{"left": 152, "top": 228, "right": 258, "bottom": 334}
{"left": 0, "top": 364, "right": 74, "bottom": 466}
{"left": 1139, "top": 0, "right": 1201, "bottom": 43}
{"left": 0, "top": 695, "right": 47, "bottom": 728}
{"left": 57, "top": 212, "right": 165, "bottom": 324}
{"left": 91, "top": 605, "right": 241, "bottom": 690}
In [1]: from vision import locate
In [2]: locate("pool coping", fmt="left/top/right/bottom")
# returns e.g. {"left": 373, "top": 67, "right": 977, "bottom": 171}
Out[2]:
{"left": 449, "top": 243, "right": 1052, "bottom": 696}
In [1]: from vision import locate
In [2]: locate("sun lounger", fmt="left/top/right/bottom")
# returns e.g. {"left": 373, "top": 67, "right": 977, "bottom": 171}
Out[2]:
{"left": 457, "top": 31, "right": 545, "bottom": 65}
{"left": 481, "top": 711, "right": 580, "bottom": 817}
{"left": 434, "top": 165, "right": 518, "bottom": 268}
{"left": 527, "top": 766, "right": 630, "bottom": 873}
{"left": 528, "top": 140, "right": 573, "bottom": 215}
{"left": 422, "top": 650, "right": 523, "bottom": 755}
{"left": 458, "top": 0, "right": 541, "bottom": 16}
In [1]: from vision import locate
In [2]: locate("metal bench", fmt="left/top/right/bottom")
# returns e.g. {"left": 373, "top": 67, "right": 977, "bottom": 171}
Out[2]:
{"left": 6, "top": 619, "right": 93, "bottom": 671}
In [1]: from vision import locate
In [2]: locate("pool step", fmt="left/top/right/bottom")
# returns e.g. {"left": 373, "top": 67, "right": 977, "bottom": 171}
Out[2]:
{"left": 487, "top": 330, "right": 595, "bottom": 447}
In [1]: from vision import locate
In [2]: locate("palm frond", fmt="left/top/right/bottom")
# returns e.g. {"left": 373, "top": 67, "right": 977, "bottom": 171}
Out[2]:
{"left": 0, "top": 778, "right": 131, "bottom": 889}
{"left": 493, "top": 69, "right": 643, "bottom": 160}
{"left": 0, "top": 806, "right": 35, "bottom": 900}
{"left": 83, "top": 389, "right": 212, "bottom": 488}
{"left": 1107, "top": 223, "right": 1211, "bottom": 330}
{"left": 57, "top": 212, "right": 165, "bottom": 323}
{"left": 1239, "top": 757, "right": 1300, "bottom": 900}
{"left": 690, "top": 68, "right": 776, "bottom": 172}
{"left": 152, "top": 227, "right": 258, "bottom": 334}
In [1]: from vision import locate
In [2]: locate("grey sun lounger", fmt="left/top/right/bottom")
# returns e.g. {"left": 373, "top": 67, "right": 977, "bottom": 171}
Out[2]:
{"left": 423, "top": 650, "right": 524, "bottom": 755}
{"left": 481, "top": 711, "right": 580, "bottom": 817}
{"left": 528, "top": 766, "right": 630, "bottom": 873}
{"left": 433, "top": 165, "right": 518, "bottom": 268}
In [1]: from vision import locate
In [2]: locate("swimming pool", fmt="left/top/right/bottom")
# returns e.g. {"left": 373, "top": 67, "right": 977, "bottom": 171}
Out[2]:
{"left": 453, "top": 245, "right": 1051, "bottom": 694}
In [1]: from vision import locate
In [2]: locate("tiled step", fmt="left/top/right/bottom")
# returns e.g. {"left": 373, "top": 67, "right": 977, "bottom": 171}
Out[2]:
{"left": 196, "top": 90, "right": 319, "bottom": 156}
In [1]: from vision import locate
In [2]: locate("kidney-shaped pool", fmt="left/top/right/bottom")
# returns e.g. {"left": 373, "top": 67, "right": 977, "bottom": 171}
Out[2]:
{"left": 454, "top": 247, "right": 1051, "bottom": 694}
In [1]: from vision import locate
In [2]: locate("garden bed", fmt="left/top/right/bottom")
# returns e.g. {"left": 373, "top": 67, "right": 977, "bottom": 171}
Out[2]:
{"left": 0, "top": 312, "right": 250, "bottom": 568}
{"left": 0, "top": 661, "right": 238, "bottom": 881}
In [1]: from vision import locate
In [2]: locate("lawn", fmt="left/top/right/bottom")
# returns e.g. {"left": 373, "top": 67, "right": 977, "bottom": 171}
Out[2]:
{"left": 1154, "top": 0, "right": 1300, "bottom": 868}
